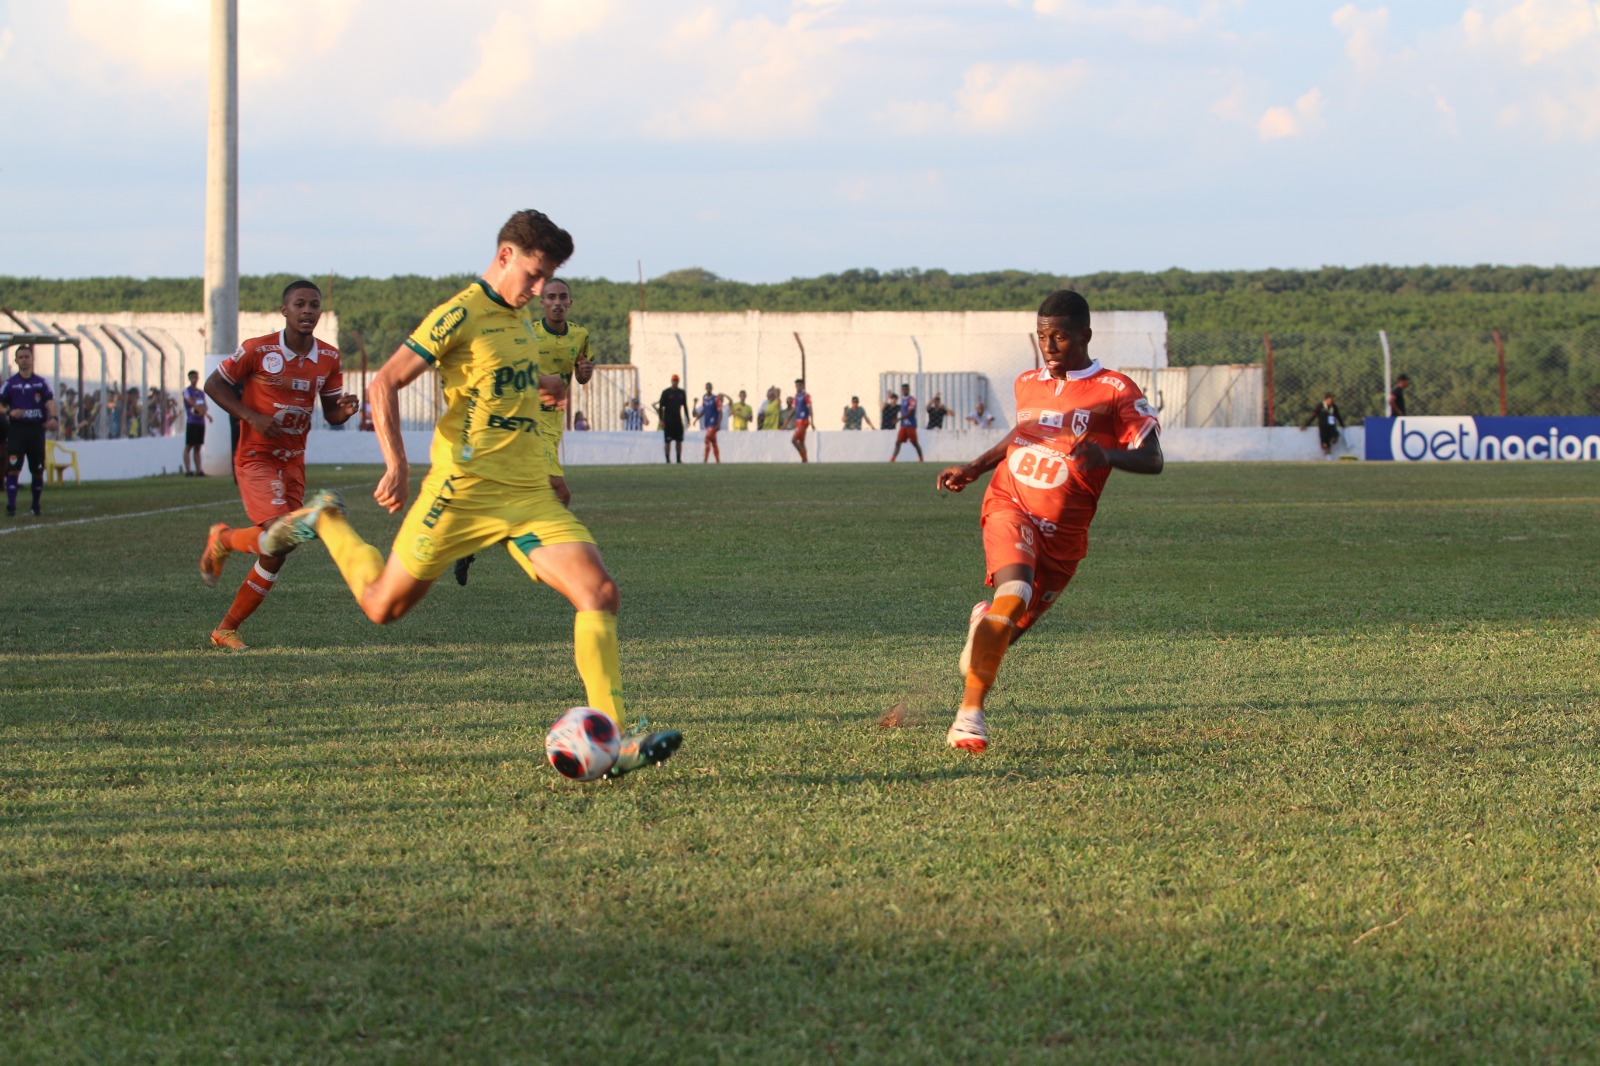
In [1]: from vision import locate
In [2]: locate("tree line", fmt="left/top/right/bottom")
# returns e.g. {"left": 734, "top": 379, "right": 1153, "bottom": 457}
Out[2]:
{"left": 4, "top": 264, "right": 1596, "bottom": 371}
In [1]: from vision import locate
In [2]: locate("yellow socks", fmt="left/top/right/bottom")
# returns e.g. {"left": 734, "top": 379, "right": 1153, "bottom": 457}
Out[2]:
{"left": 317, "top": 510, "right": 385, "bottom": 602}
{"left": 574, "top": 610, "right": 625, "bottom": 728}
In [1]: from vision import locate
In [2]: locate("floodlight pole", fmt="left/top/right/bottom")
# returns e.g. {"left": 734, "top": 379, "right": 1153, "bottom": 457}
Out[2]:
{"left": 1379, "top": 330, "right": 1394, "bottom": 421}
{"left": 202, "top": 0, "right": 239, "bottom": 475}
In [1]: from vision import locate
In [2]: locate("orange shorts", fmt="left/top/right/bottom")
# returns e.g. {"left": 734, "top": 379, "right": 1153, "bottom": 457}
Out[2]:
{"left": 980, "top": 499, "right": 1080, "bottom": 604}
{"left": 895, "top": 425, "right": 918, "bottom": 444}
{"left": 235, "top": 455, "right": 305, "bottom": 527}
{"left": 791, "top": 418, "right": 809, "bottom": 441}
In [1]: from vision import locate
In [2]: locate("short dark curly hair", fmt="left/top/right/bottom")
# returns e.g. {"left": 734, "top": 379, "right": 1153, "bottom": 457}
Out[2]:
{"left": 498, "top": 209, "right": 574, "bottom": 264}
{"left": 1037, "top": 290, "right": 1090, "bottom": 331}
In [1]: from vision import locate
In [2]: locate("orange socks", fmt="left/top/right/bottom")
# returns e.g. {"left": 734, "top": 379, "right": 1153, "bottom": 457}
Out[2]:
{"left": 223, "top": 526, "right": 263, "bottom": 554}
{"left": 220, "top": 560, "right": 278, "bottom": 631}
{"left": 960, "top": 581, "right": 1033, "bottom": 710}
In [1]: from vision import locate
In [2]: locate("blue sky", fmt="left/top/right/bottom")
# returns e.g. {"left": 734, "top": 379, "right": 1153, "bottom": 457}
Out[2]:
{"left": 1, "top": 0, "right": 1597, "bottom": 282}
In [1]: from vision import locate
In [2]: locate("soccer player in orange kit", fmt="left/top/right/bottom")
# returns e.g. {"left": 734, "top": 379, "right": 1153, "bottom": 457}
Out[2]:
{"left": 935, "top": 290, "right": 1163, "bottom": 752}
{"left": 197, "top": 280, "right": 359, "bottom": 649}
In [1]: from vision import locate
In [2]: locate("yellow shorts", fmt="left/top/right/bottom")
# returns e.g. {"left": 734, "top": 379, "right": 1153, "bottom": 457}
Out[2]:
{"left": 393, "top": 470, "right": 594, "bottom": 581}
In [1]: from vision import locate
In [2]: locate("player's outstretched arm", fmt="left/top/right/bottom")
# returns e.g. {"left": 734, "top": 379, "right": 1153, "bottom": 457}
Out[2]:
{"left": 936, "top": 436, "right": 1011, "bottom": 493}
{"left": 370, "top": 348, "right": 431, "bottom": 513}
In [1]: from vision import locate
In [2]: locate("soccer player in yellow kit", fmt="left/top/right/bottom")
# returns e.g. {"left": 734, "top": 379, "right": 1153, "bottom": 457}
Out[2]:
{"left": 452, "top": 276, "right": 592, "bottom": 586}
{"left": 281, "top": 210, "right": 680, "bottom": 778}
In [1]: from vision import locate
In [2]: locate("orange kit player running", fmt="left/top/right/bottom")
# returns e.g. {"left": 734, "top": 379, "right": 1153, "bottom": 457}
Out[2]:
{"left": 197, "top": 279, "right": 359, "bottom": 649}
{"left": 934, "top": 290, "right": 1163, "bottom": 752}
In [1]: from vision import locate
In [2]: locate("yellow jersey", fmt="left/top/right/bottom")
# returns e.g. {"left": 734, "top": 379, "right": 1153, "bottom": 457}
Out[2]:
{"left": 403, "top": 279, "right": 550, "bottom": 490}
{"left": 527, "top": 316, "right": 590, "bottom": 447}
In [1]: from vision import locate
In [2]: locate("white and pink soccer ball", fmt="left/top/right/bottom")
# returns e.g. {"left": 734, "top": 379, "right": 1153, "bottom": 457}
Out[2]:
{"left": 545, "top": 707, "right": 620, "bottom": 782}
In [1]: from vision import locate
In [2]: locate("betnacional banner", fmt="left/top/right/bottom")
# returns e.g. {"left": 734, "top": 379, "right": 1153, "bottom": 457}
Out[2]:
{"left": 1366, "top": 417, "right": 1600, "bottom": 462}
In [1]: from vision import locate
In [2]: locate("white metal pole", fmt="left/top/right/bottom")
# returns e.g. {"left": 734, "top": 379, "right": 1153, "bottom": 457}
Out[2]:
{"left": 1379, "top": 330, "right": 1393, "bottom": 419}
{"left": 202, "top": 0, "right": 238, "bottom": 476}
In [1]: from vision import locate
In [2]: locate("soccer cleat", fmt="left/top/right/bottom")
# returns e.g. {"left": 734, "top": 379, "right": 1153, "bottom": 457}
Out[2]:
{"left": 603, "top": 723, "right": 683, "bottom": 779}
{"left": 454, "top": 554, "right": 476, "bottom": 587}
{"left": 957, "top": 600, "right": 991, "bottom": 678}
{"left": 260, "top": 488, "right": 345, "bottom": 555}
{"left": 4, "top": 506, "right": 13, "bottom": 517}
{"left": 200, "top": 523, "right": 232, "bottom": 587}
{"left": 947, "top": 709, "right": 988, "bottom": 753}
{"left": 209, "top": 627, "right": 249, "bottom": 651}
{"left": 30, "top": 504, "right": 41, "bottom": 516}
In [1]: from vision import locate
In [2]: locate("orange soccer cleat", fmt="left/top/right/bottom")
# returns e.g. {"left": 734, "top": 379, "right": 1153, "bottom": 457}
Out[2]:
{"left": 200, "top": 523, "right": 232, "bottom": 588}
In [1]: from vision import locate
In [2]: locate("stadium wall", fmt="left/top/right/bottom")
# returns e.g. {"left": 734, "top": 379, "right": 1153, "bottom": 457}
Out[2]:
{"left": 53, "top": 425, "right": 1367, "bottom": 481}
{"left": 627, "top": 310, "right": 1169, "bottom": 430}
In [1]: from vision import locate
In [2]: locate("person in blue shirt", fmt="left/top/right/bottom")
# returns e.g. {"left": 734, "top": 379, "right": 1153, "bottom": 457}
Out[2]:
{"left": 1, "top": 345, "right": 59, "bottom": 516}
{"left": 890, "top": 382, "right": 923, "bottom": 463}
{"left": 791, "top": 378, "right": 813, "bottom": 463}
{"left": 695, "top": 381, "right": 723, "bottom": 463}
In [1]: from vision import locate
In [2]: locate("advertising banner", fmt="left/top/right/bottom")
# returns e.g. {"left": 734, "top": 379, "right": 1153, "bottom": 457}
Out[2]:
{"left": 1365, "top": 416, "right": 1600, "bottom": 462}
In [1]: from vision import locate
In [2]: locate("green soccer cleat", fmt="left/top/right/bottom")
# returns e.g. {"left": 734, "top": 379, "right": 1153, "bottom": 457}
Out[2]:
{"left": 603, "top": 723, "right": 683, "bottom": 779}
{"left": 260, "top": 488, "right": 345, "bottom": 555}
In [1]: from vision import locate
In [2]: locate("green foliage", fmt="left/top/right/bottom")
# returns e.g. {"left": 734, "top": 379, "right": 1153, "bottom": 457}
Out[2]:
{"left": 3, "top": 462, "right": 1599, "bottom": 1062}
{"left": 7, "top": 265, "right": 1598, "bottom": 374}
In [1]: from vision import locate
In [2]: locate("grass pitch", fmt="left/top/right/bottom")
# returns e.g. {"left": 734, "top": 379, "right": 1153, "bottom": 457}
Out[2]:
{"left": 2, "top": 459, "right": 1598, "bottom": 1063}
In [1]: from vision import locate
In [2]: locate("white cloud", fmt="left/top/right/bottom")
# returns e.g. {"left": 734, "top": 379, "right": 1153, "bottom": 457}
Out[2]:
{"left": 1462, "top": 0, "right": 1600, "bottom": 64}
{"left": 1258, "top": 87, "right": 1323, "bottom": 140}
{"left": 1031, "top": 0, "right": 1242, "bottom": 44}
{"left": 647, "top": 8, "right": 861, "bottom": 140}
{"left": 1210, "top": 82, "right": 1249, "bottom": 122}
{"left": 1331, "top": 4, "right": 1390, "bottom": 76}
{"left": 879, "top": 61, "right": 1088, "bottom": 135}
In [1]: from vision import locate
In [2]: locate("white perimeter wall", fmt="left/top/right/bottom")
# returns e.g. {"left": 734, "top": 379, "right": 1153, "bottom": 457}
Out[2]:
{"left": 13, "top": 311, "right": 341, "bottom": 392}
{"left": 52, "top": 425, "right": 1365, "bottom": 481}
{"left": 628, "top": 310, "right": 1168, "bottom": 429}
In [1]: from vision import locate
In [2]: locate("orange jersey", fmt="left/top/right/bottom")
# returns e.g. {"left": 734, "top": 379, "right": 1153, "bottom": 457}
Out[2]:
{"left": 983, "top": 361, "right": 1159, "bottom": 561}
{"left": 217, "top": 330, "right": 344, "bottom": 463}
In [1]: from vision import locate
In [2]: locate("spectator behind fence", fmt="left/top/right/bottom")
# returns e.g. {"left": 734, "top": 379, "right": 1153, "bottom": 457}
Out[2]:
{"left": 622, "top": 397, "right": 648, "bottom": 431}
{"left": 1389, "top": 374, "right": 1410, "bottom": 416}
{"left": 841, "top": 396, "right": 874, "bottom": 430}
{"left": 967, "top": 401, "right": 996, "bottom": 429}
{"left": 758, "top": 386, "right": 782, "bottom": 430}
{"left": 1301, "top": 392, "right": 1346, "bottom": 458}
{"left": 880, "top": 393, "right": 899, "bottom": 432}
{"left": 573, "top": 411, "right": 589, "bottom": 431}
{"left": 729, "top": 389, "right": 753, "bottom": 430}
{"left": 926, "top": 392, "right": 948, "bottom": 429}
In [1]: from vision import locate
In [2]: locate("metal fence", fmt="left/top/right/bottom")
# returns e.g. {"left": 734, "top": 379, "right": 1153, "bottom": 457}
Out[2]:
{"left": 1170, "top": 330, "right": 1600, "bottom": 426}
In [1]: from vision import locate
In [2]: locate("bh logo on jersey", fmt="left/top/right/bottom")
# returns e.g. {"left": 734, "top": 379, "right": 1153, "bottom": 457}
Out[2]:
{"left": 1008, "top": 444, "right": 1072, "bottom": 489}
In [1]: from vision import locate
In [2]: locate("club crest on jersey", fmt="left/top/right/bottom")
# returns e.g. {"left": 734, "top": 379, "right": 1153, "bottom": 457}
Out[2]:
{"left": 262, "top": 352, "right": 284, "bottom": 374}
{"left": 1134, "top": 398, "right": 1158, "bottom": 418}
{"left": 1038, "top": 410, "right": 1064, "bottom": 429}
{"left": 1071, "top": 409, "right": 1091, "bottom": 436}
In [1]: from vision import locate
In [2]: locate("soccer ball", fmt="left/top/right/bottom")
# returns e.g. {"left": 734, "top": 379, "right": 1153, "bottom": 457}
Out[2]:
{"left": 545, "top": 707, "right": 621, "bottom": 782}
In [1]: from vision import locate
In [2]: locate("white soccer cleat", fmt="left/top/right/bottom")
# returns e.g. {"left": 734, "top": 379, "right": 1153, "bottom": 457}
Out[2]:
{"left": 957, "top": 600, "right": 990, "bottom": 678}
{"left": 947, "top": 709, "right": 988, "bottom": 753}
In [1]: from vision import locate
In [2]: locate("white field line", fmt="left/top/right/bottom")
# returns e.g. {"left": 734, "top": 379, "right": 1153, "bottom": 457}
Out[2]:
{"left": 0, "top": 482, "right": 369, "bottom": 537}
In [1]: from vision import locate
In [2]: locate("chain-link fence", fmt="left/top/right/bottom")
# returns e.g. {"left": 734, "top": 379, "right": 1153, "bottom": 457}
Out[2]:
{"left": 1170, "top": 330, "right": 1600, "bottom": 426}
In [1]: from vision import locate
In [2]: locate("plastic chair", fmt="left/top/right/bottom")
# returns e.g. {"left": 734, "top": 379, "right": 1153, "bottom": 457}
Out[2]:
{"left": 46, "top": 439, "right": 80, "bottom": 485}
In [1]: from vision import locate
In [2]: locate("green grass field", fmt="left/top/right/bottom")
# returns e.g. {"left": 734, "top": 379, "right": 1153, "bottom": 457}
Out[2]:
{"left": 3, "top": 459, "right": 1598, "bottom": 1063}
